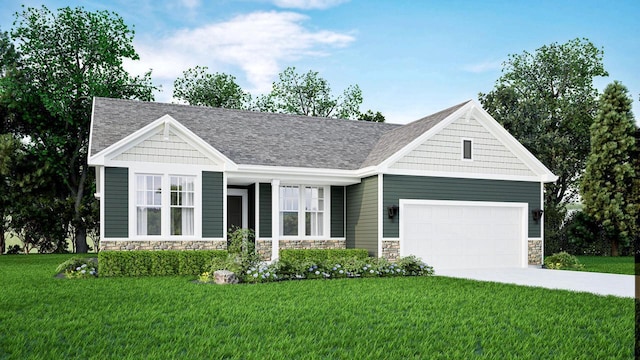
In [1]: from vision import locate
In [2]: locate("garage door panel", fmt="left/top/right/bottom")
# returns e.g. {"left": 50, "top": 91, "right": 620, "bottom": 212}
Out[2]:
{"left": 401, "top": 201, "right": 526, "bottom": 269}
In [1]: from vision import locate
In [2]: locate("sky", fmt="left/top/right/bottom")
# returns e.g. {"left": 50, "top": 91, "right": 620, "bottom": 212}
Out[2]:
{"left": 1, "top": 0, "right": 638, "bottom": 124}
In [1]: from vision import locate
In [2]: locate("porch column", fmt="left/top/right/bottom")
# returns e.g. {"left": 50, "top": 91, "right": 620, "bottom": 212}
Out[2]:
{"left": 271, "top": 179, "right": 280, "bottom": 261}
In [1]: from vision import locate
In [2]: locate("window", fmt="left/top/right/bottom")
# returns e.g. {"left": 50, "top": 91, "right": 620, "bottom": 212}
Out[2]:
{"left": 280, "top": 186, "right": 299, "bottom": 236}
{"left": 279, "top": 185, "right": 326, "bottom": 237}
{"left": 135, "top": 173, "right": 196, "bottom": 237}
{"left": 462, "top": 139, "right": 473, "bottom": 160}
{"left": 170, "top": 176, "right": 195, "bottom": 236}
{"left": 136, "top": 175, "right": 162, "bottom": 235}
{"left": 305, "top": 187, "right": 324, "bottom": 236}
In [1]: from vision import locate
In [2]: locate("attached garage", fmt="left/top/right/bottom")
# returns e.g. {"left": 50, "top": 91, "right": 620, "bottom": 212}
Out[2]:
{"left": 399, "top": 200, "right": 528, "bottom": 269}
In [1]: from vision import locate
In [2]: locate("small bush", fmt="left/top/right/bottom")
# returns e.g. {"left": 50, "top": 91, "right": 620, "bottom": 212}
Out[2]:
{"left": 544, "top": 251, "right": 584, "bottom": 270}
{"left": 56, "top": 257, "right": 98, "bottom": 278}
{"left": 6, "top": 244, "right": 22, "bottom": 254}
{"left": 99, "top": 250, "right": 227, "bottom": 277}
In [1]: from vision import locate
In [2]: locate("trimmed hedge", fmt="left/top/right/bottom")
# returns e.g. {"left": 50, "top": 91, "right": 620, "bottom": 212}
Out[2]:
{"left": 99, "top": 250, "right": 227, "bottom": 277}
{"left": 279, "top": 249, "right": 369, "bottom": 263}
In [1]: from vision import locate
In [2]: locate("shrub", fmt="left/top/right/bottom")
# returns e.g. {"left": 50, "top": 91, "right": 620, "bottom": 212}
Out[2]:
{"left": 279, "top": 249, "right": 369, "bottom": 263}
{"left": 200, "top": 227, "right": 264, "bottom": 283}
{"left": 6, "top": 244, "right": 22, "bottom": 254}
{"left": 544, "top": 251, "right": 584, "bottom": 270}
{"left": 56, "top": 257, "right": 98, "bottom": 278}
{"left": 99, "top": 250, "right": 227, "bottom": 277}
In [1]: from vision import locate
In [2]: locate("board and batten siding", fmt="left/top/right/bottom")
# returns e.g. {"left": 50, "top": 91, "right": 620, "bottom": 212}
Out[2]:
{"left": 113, "top": 129, "right": 216, "bottom": 166}
{"left": 330, "top": 186, "right": 345, "bottom": 238}
{"left": 202, "top": 171, "right": 223, "bottom": 238}
{"left": 390, "top": 115, "right": 535, "bottom": 177}
{"left": 258, "top": 183, "right": 272, "bottom": 238}
{"left": 383, "top": 175, "right": 541, "bottom": 238}
{"left": 346, "top": 176, "right": 378, "bottom": 256}
{"left": 104, "top": 167, "right": 128, "bottom": 238}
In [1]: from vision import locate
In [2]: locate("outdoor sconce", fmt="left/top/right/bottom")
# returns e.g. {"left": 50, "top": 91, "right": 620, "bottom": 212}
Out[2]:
{"left": 532, "top": 209, "right": 544, "bottom": 224}
{"left": 387, "top": 205, "right": 399, "bottom": 220}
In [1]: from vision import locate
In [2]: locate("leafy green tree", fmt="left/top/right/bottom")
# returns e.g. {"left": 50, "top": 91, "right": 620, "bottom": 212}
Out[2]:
{"left": 358, "top": 110, "right": 385, "bottom": 122}
{"left": 173, "top": 66, "right": 250, "bottom": 109}
{"left": 580, "top": 81, "right": 637, "bottom": 256}
{"left": 478, "top": 38, "right": 608, "bottom": 251}
{"left": 1, "top": 6, "right": 156, "bottom": 252}
{"left": 255, "top": 67, "right": 363, "bottom": 119}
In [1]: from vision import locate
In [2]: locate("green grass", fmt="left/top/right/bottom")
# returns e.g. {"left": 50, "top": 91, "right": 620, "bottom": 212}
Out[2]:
{"left": 0, "top": 255, "right": 633, "bottom": 359}
{"left": 574, "top": 256, "right": 635, "bottom": 275}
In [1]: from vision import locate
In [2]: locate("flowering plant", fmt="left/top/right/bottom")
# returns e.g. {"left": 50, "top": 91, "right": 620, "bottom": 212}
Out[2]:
{"left": 56, "top": 257, "right": 98, "bottom": 279}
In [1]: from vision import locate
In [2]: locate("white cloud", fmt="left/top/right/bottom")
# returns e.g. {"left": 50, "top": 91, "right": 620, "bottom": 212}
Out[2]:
{"left": 272, "top": 0, "right": 349, "bottom": 9}
{"left": 463, "top": 60, "right": 503, "bottom": 74}
{"left": 124, "top": 11, "right": 355, "bottom": 99}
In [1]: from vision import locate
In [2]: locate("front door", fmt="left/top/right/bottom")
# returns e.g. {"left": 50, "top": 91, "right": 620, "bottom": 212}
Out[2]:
{"left": 227, "top": 189, "right": 248, "bottom": 232}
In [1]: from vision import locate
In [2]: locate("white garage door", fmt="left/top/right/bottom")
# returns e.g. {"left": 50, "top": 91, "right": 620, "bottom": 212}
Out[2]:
{"left": 400, "top": 200, "right": 528, "bottom": 269}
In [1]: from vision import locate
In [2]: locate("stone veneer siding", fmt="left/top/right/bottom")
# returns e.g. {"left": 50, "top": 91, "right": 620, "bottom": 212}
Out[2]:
{"left": 101, "top": 240, "right": 227, "bottom": 251}
{"left": 255, "top": 240, "right": 272, "bottom": 261}
{"left": 279, "top": 239, "right": 346, "bottom": 250}
{"left": 528, "top": 240, "right": 542, "bottom": 265}
{"left": 381, "top": 240, "right": 400, "bottom": 262}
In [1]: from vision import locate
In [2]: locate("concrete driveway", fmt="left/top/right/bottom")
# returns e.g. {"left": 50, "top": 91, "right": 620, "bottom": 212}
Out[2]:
{"left": 436, "top": 267, "right": 635, "bottom": 298}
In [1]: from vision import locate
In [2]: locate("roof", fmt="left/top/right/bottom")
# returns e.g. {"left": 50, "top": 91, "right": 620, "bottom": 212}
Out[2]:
{"left": 89, "top": 98, "right": 472, "bottom": 170}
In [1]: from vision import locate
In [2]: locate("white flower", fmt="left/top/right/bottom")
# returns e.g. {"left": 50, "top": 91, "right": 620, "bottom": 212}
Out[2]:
{"left": 339, "top": 270, "right": 344, "bottom": 274}
{"left": 81, "top": 270, "right": 86, "bottom": 274}
{"left": 369, "top": 270, "right": 374, "bottom": 274}
{"left": 247, "top": 270, "right": 252, "bottom": 274}
{"left": 76, "top": 267, "right": 81, "bottom": 271}
{"left": 315, "top": 270, "right": 320, "bottom": 275}
{"left": 253, "top": 273, "right": 258, "bottom": 278}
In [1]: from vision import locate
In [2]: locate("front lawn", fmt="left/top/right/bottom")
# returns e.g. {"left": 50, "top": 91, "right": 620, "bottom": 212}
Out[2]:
{"left": 575, "top": 256, "right": 634, "bottom": 275}
{"left": 0, "top": 255, "right": 633, "bottom": 359}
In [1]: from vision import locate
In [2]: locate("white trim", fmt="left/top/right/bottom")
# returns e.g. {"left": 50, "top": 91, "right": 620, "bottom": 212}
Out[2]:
{"left": 461, "top": 138, "right": 473, "bottom": 161}
{"left": 227, "top": 188, "right": 249, "bottom": 229}
{"left": 254, "top": 183, "right": 260, "bottom": 240}
{"left": 382, "top": 168, "right": 545, "bottom": 182}
{"left": 99, "top": 165, "right": 105, "bottom": 246}
{"left": 398, "top": 199, "right": 529, "bottom": 268}
{"left": 271, "top": 179, "right": 280, "bottom": 261}
{"left": 540, "top": 181, "right": 545, "bottom": 261}
{"left": 88, "top": 97, "right": 97, "bottom": 159}
{"left": 377, "top": 173, "right": 383, "bottom": 258}
{"left": 230, "top": 165, "right": 361, "bottom": 186}
{"left": 276, "top": 184, "right": 330, "bottom": 239}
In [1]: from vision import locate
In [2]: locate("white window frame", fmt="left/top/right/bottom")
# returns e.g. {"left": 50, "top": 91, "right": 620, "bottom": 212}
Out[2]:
{"left": 170, "top": 175, "right": 196, "bottom": 236}
{"left": 279, "top": 185, "right": 330, "bottom": 239}
{"left": 129, "top": 165, "right": 201, "bottom": 240}
{"left": 135, "top": 174, "right": 163, "bottom": 236}
{"left": 461, "top": 138, "right": 473, "bottom": 161}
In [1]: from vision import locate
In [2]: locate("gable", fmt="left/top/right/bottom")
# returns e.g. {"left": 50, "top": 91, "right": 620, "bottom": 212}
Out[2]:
{"left": 113, "top": 128, "right": 219, "bottom": 166}
{"left": 389, "top": 113, "right": 537, "bottom": 178}
{"left": 88, "top": 113, "right": 234, "bottom": 170}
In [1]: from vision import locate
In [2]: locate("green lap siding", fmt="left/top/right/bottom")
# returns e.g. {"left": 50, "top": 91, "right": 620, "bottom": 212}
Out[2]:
{"left": 330, "top": 186, "right": 345, "bottom": 238}
{"left": 346, "top": 176, "right": 378, "bottom": 256}
{"left": 104, "top": 167, "right": 128, "bottom": 238}
{"left": 202, "top": 171, "right": 223, "bottom": 238}
{"left": 382, "top": 175, "right": 541, "bottom": 238}
{"left": 259, "top": 183, "right": 272, "bottom": 238}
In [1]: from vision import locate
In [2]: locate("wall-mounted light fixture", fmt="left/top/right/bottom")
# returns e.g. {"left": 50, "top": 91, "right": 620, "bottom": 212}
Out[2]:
{"left": 532, "top": 209, "right": 544, "bottom": 224}
{"left": 387, "top": 205, "right": 399, "bottom": 220}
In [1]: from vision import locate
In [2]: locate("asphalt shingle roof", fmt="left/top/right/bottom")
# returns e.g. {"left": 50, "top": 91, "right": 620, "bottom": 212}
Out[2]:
{"left": 90, "top": 97, "right": 468, "bottom": 170}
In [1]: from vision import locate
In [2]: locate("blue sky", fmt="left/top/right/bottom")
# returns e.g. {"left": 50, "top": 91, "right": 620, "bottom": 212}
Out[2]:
{"left": 1, "top": 0, "right": 638, "bottom": 124}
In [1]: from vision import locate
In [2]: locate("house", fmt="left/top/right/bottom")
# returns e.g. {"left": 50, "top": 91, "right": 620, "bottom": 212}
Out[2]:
{"left": 88, "top": 97, "right": 556, "bottom": 269}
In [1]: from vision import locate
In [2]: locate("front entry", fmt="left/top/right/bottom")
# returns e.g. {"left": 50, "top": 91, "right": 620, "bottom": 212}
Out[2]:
{"left": 227, "top": 189, "right": 248, "bottom": 232}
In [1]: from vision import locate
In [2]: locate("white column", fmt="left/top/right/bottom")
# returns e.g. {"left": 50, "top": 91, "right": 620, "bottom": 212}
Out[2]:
{"left": 271, "top": 179, "right": 280, "bottom": 261}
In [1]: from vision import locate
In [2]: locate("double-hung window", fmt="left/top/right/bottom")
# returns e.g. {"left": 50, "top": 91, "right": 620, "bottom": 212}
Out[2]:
{"left": 170, "top": 176, "right": 195, "bottom": 236}
{"left": 136, "top": 175, "right": 162, "bottom": 236}
{"left": 279, "top": 185, "right": 326, "bottom": 237}
{"left": 135, "top": 174, "right": 196, "bottom": 237}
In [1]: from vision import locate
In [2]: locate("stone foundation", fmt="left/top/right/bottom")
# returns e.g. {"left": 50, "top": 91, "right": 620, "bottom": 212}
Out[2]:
{"left": 256, "top": 239, "right": 272, "bottom": 261}
{"left": 528, "top": 240, "right": 542, "bottom": 265}
{"left": 100, "top": 240, "right": 227, "bottom": 251}
{"left": 279, "top": 239, "right": 346, "bottom": 250}
{"left": 381, "top": 240, "right": 400, "bottom": 262}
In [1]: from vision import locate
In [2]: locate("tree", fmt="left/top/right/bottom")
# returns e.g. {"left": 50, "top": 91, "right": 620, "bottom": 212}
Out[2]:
{"left": 255, "top": 67, "right": 363, "bottom": 119}
{"left": 580, "top": 81, "right": 637, "bottom": 256}
{"left": 1, "top": 6, "right": 156, "bottom": 252}
{"left": 358, "top": 110, "right": 385, "bottom": 122}
{"left": 478, "top": 38, "right": 608, "bottom": 251}
{"left": 173, "top": 66, "right": 250, "bottom": 109}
